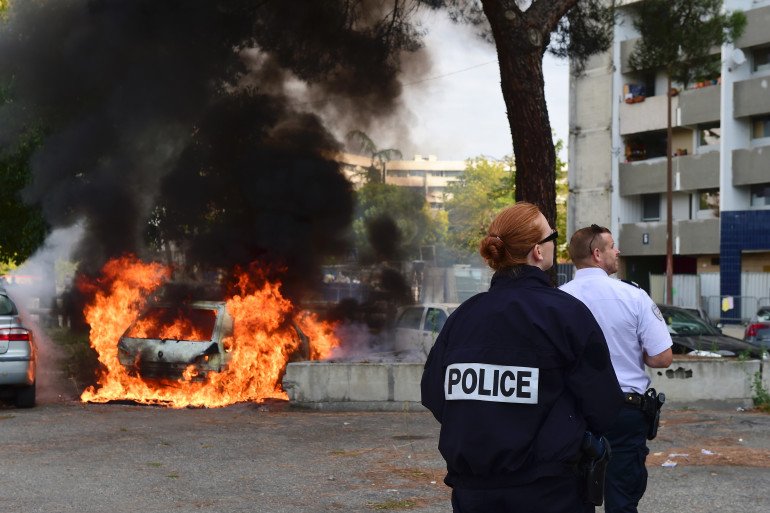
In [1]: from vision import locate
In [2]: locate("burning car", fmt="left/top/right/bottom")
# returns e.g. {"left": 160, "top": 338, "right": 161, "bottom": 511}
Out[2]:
{"left": 117, "top": 300, "right": 309, "bottom": 381}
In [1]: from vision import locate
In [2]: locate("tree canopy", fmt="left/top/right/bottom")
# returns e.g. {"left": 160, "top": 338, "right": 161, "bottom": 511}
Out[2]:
{"left": 628, "top": 0, "right": 746, "bottom": 87}
{"left": 352, "top": 182, "right": 448, "bottom": 263}
{"left": 444, "top": 157, "right": 513, "bottom": 257}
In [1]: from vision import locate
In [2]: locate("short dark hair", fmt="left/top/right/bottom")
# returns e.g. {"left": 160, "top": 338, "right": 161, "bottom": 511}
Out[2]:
{"left": 568, "top": 224, "right": 611, "bottom": 263}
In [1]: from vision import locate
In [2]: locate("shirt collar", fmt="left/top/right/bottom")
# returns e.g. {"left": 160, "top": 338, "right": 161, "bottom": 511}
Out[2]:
{"left": 574, "top": 267, "right": 610, "bottom": 279}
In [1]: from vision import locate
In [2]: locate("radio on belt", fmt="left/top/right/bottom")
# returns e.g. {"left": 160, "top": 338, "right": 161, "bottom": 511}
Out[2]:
{"left": 444, "top": 363, "right": 540, "bottom": 404}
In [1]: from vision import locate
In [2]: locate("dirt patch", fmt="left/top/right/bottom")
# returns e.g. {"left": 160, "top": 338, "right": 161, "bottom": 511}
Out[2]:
{"left": 647, "top": 408, "right": 770, "bottom": 468}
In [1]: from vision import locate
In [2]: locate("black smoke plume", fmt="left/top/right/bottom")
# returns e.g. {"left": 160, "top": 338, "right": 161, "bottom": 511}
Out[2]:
{"left": 0, "top": 1, "right": 430, "bottom": 305}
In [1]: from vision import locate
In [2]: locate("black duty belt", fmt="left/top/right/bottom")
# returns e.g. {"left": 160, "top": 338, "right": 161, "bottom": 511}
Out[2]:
{"left": 623, "top": 392, "right": 644, "bottom": 408}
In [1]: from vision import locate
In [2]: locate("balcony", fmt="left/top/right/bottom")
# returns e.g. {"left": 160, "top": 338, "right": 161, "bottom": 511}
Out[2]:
{"left": 620, "top": 94, "right": 678, "bottom": 135}
{"left": 734, "top": 76, "right": 770, "bottom": 118}
{"left": 733, "top": 144, "right": 770, "bottom": 186}
{"left": 734, "top": 5, "right": 770, "bottom": 49}
{"left": 679, "top": 84, "right": 721, "bottom": 125}
{"left": 619, "top": 218, "right": 719, "bottom": 256}
{"left": 619, "top": 152, "right": 719, "bottom": 196}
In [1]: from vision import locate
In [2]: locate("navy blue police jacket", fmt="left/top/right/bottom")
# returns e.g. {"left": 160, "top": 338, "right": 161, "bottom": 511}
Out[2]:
{"left": 421, "top": 266, "right": 623, "bottom": 489}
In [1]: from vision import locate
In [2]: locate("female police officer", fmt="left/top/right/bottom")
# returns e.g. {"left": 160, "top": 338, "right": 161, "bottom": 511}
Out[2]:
{"left": 421, "top": 202, "right": 623, "bottom": 513}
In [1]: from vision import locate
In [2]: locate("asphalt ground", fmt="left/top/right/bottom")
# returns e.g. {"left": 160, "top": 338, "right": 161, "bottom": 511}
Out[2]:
{"left": 2, "top": 397, "right": 769, "bottom": 513}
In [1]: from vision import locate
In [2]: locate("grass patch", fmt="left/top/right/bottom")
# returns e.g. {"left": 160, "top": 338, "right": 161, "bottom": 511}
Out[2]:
{"left": 751, "top": 371, "right": 770, "bottom": 413}
{"left": 147, "top": 462, "right": 163, "bottom": 468}
{"left": 368, "top": 499, "right": 418, "bottom": 510}
{"left": 393, "top": 468, "right": 430, "bottom": 479}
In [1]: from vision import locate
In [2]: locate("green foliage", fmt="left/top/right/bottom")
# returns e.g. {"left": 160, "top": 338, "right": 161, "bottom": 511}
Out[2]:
{"left": 751, "top": 370, "right": 770, "bottom": 413}
{"left": 444, "top": 157, "right": 513, "bottom": 258}
{"left": 346, "top": 130, "right": 402, "bottom": 185}
{"left": 352, "top": 182, "right": 447, "bottom": 262}
{"left": 628, "top": 0, "right": 747, "bottom": 88}
{"left": 554, "top": 138, "right": 569, "bottom": 262}
{"left": 0, "top": 129, "right": 49, "bottom": 264}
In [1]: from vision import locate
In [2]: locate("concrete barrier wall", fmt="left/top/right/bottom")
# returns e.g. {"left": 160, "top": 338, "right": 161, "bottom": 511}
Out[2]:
{"left": 283, "top": 358, "right": 768, "bottom": 411}
{"left": 647, "top": 359, "right": 761, "bottom": 408}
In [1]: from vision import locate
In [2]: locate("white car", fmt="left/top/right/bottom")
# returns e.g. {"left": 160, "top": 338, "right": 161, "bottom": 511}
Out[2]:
{"left": 394, "top": 303, "right": 459, "bottom": 358}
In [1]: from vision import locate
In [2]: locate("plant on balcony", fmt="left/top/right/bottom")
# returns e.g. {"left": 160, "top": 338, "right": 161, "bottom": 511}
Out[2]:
{"left": 627, "top": 0, "right": 746, "bottom": 304}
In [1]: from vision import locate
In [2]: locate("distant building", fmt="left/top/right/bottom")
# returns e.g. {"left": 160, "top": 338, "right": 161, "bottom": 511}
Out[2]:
{"left": 336, "top": 153, "right": 467, "bottom": 209}
{"left": 569, "top": 0, "right": 770, "bottom": 314}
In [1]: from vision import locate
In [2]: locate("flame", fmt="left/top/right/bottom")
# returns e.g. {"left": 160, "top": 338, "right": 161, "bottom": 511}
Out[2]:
{"left": 80, "top": 255, "right": 339, "bottom": 408}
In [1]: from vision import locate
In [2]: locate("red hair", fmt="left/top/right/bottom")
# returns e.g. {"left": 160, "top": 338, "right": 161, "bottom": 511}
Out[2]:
{"left": 478, "top": 202, "right": 543, "bottom": 271}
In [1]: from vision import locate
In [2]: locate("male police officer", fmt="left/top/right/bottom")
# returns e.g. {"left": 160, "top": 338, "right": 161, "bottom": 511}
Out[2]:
{"left": 560, "top": 224, "right": 673, "bottom": 513}
{"left": 422, "top": 203, "right": 622, "bottom": 513}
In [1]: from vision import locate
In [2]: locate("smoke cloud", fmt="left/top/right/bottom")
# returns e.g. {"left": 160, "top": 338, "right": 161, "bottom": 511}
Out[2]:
{"left": 0, "top": 0, "right": 431, "bottom": 302}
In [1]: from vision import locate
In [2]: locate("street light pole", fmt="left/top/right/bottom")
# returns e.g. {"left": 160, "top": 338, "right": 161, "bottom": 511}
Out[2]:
{"left": 666, "top": 74, "right": 674, "bottom": 305}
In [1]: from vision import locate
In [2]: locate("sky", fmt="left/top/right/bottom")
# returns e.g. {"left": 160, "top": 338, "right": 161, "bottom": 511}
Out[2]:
{"left": 392, "top": 10, "right": 569, "bottom": 162}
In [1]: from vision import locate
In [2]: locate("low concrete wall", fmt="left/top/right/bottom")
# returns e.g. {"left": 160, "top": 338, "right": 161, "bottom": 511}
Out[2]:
{"left": 283, "top": 362, "right": 426, "bottom": 411}
{"left": 284, "top": 358, "right": 767, "bottom": 411}
{"left": 648, "top": 359, "right": 761, "bottom": 408}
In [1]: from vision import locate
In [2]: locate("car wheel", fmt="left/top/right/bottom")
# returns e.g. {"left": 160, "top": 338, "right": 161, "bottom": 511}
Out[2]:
{"left": 14, "top": 382, "right": 36, "bottom": 408}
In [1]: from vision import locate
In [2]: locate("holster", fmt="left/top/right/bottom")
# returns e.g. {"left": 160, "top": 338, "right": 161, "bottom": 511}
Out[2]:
{"left": 580, "top": 432, "right": 612, "bottom": 506}
{"left": 642, "top": 388, "right": 666, "bottom": 440}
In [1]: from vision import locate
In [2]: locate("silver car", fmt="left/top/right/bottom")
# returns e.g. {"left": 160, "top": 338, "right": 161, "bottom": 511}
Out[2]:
{"left": 394, "top": 303, "right": 459, "bottom": 358}
{"left": 0, "top": 288, "right": 36, "bottom": 407}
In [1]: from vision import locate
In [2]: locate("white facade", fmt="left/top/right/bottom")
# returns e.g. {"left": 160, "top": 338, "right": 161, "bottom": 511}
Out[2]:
{"left": 570, "top": 0, "right": 770, "bottom": 292}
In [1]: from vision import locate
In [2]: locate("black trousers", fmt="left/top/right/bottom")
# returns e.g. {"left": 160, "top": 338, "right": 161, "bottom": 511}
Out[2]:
{"left": 451, "top": 473, "right": 594, "bottom": 513}
{"left": 603, "top": 406, "right": 649, "bottom": 513}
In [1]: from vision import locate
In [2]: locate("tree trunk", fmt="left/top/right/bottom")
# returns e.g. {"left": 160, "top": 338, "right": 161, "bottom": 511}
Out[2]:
{"left": 480, "top": 0, "right": 577, "bottom": 232}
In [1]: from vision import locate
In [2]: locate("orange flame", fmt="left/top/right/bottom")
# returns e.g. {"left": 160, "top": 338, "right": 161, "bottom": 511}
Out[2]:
{"left": 80, "top": 255, "right": 339, "bottom": 408}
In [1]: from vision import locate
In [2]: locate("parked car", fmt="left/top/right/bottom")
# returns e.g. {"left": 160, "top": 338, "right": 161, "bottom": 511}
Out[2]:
{"left": 117, "top": 300, "right": 309, "bottom": 380}
{"left": 682, "top": 306, "right": 720, "bottom": 329}
{"left": 0, "top": 288, "right": 36, "bottom": 407}
{"left": 394, "top": 303, "right": 459, "bottom": 358}
{"left": 743, "top": 306, "right": 770, "bottom": 350}
{"left": 657, "top": 304, "right": 763, "bottom": 358}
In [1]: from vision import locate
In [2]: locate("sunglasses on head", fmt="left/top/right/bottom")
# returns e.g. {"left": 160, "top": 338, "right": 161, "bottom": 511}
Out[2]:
{"left": 588, "top": 224, "right": 603, "bottom": 253}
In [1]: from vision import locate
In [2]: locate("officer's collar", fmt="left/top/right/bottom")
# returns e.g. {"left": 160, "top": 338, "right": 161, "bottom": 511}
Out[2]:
{"left": 573, "top": 267, "right": 610, "bottom": 279}
{"left": 490, "top": 265, "right": 551, "bottom": 288}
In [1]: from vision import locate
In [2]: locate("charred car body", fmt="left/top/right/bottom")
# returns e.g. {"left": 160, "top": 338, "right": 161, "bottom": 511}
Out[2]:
{"left": 117, "top": 300, "right": 309, "bottom": 380}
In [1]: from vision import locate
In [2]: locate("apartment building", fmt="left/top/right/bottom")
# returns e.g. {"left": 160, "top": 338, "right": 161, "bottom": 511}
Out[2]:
{"left": 569, "top": 0, "right": 770, "bottom": 316}
{"left": 336, "top": 153, "right": 466, "bottom": 209}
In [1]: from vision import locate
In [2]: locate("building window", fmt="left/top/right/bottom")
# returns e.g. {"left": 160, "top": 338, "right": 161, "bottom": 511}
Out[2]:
{"left": 752, "top": 115, "right": 770, "bottom": 139}
{"left": 642, "top": 193, "right": 660, "bottom": 221}
{"left": 750, "top": 183, "right": 770, "bottom": 207}
{"left": 698, "top": 189, "right": 719, "bottom": 211}
{"left": 753, "top": 45, "right": 770, "bottom": 73}
{"left": 697, "top": 123, "right": 720, "bottom": 147}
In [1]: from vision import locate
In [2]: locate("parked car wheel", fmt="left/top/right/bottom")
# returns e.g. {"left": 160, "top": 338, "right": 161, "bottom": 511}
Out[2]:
{"left": 14, "top": 382, "right": 36, "bottom": 408}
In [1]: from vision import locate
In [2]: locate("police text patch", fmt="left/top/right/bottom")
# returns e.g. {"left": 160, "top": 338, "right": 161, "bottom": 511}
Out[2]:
{"left": 444, "top": 363, "right": 539, "bottom": 404}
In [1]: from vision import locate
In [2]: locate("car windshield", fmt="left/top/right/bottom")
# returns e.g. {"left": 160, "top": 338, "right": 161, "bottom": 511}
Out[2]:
{"left": 124, "top": 306, "right": 217, "bottom": 341}
{"left": 660, "top": 307, "right": 718, "bottom": 336}
{"left": 757, "top": 309, "right": 770, "bottom": 322}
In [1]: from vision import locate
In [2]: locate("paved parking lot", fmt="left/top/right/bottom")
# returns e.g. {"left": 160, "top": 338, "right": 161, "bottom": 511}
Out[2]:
{"left": 1, "top": 399, "right": 769, "bottom": 512}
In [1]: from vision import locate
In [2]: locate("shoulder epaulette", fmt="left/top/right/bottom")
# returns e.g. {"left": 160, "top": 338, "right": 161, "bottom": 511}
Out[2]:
{"left": 620, "top": 279, "right": 640, "bottom": 288}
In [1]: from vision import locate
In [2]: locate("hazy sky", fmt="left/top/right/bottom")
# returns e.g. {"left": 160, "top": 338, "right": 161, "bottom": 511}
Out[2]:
{"left": 394, "top": 11, "right": 569, "bottom": 162}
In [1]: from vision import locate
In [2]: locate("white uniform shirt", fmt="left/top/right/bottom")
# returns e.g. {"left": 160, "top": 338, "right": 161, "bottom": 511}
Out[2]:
{"left": 560, "top": 268, "right": 673, "bottom": 394}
